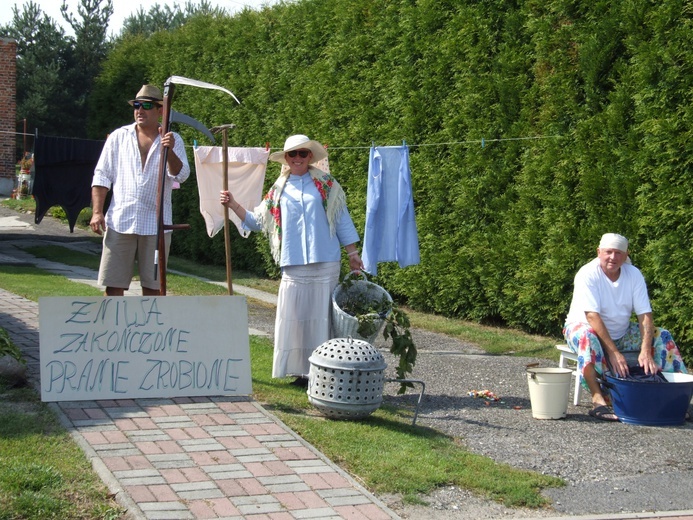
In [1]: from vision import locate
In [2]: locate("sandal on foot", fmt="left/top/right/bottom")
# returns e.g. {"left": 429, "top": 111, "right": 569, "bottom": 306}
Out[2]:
{"left": 589, "top": 405, "right": 618, "bottom": 422}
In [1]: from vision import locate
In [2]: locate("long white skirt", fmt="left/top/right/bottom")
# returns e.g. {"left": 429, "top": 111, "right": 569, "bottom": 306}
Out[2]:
{"left": 272, "top": 261, "right": 340, "bottom": 378}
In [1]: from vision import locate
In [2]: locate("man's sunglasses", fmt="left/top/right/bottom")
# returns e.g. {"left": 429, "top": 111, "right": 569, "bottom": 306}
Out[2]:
{"left": 132, "top": 101, "right": 159, "bottom": 110}
{"left": 287, "top": 150, "right": 311, "bottom": 158}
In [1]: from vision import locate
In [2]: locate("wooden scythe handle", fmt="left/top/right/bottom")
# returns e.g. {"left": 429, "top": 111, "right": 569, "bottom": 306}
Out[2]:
{"left": 155, "top": 80, "right": 175, "bottom": 295}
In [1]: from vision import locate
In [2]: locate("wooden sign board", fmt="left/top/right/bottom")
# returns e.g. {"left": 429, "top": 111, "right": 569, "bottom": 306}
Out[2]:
{"left": 39, "top": 296, "right": 252, "bottom": 402}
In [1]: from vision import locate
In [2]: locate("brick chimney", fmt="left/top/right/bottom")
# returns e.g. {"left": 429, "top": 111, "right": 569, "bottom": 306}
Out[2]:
{"left": 0, "top": 38, "right": 17, "bottom": 196}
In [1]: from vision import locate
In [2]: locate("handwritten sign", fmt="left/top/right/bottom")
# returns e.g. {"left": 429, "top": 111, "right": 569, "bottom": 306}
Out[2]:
{"left": 39, "top": 296, "right": 252, "bottom": 402}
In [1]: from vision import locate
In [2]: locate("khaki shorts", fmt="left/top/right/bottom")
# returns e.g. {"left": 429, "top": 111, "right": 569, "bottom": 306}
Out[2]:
{"left": 98, "top": 228, "right": 171, "bottom": 291}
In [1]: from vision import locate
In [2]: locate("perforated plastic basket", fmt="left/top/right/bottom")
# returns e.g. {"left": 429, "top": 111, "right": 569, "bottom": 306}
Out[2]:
{"left": 331, "top": 271, "right": 392, "bottom": 344}
{"left": 308, "top": 336, "right": 387, "bottom": 419}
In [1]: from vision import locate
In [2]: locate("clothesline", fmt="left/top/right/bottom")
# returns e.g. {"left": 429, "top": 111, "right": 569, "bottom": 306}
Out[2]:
{"left": 191, "top": 133, "right": 564, "bottom": 152}
{"left": 2, "top": 129, "right": 563, "bottom": 152}
{"left": 328, "top": 134, "right": 563, "bottom": 150}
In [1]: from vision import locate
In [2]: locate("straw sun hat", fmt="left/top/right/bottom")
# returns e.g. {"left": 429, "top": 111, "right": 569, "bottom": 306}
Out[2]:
{"left": 128, "top": 84, "right": 163, "bottom": 106}
{"left": 268, "top": 134, "right": 328, "bottom": 165}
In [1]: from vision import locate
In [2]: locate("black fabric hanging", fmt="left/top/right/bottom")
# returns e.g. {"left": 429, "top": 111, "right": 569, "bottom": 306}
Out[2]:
{"left": 33, "top": 135, "right": 106, "bottom": 232}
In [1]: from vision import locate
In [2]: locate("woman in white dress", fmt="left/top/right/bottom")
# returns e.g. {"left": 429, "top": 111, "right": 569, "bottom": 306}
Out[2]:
{"left": 220, "top": 134, "right": 363, "bottom": 386}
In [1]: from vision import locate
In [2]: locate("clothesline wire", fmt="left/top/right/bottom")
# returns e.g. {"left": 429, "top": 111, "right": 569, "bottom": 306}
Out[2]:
{"left": 2, "top": 129, "right": 563, "bottom": 152}
{"left": 190, "top": 134, "right": 563, "bottom": 152}
{"left": 325, "top": 134, "right": 563, "bottom": 151}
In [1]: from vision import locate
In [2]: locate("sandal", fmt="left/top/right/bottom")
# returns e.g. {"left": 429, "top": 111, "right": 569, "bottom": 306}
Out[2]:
{"left": 588, "top": 405, "right": 619, "bottom": 422}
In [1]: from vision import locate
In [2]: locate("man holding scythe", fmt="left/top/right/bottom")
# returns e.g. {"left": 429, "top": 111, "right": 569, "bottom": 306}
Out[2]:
{"left": 90, "top": 84, "right": 190, "bottom": 296}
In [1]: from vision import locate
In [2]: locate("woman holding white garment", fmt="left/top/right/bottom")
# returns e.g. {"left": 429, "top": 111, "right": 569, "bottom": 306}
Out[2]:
{"left": 220, "top": 134, "right": 363, "bottom": 387}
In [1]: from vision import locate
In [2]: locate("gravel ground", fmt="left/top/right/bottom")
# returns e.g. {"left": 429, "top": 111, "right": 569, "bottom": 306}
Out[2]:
{"left": 2, "top": 203, "right": 692, "bottom": 519}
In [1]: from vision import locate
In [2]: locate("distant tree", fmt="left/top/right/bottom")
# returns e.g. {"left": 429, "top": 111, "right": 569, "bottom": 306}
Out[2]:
{"left": 120, "top": 0, "right": 225, "bottom": 38}
{"left": 60, "top": 0, "right": 114, "bottom": 135}
{"left": 0, "top": 1, "right": 76, "bottom": 138}
{"left": 0, "top": 0, "right": 115, "bottom": 139}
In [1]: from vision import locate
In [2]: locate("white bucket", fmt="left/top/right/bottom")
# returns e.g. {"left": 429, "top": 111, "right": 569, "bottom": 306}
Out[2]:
{"left": 526, "top": 367, "right": 573, "bottom": 419}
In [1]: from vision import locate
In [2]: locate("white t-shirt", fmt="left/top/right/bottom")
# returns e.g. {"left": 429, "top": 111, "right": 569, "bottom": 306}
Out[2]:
{"left": 566, "top": 257, "right": 652, "bottom": 340}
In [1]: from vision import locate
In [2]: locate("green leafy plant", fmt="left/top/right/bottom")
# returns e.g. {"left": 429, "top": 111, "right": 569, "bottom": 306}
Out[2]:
{"left": 337, "top": 274, "right": 417, "bottom": 393}
{"left": 382, "top": 305, "right": 417, "bottom": 392}
{"left": 0, "top": 328, "right": 25, "bottom": 364}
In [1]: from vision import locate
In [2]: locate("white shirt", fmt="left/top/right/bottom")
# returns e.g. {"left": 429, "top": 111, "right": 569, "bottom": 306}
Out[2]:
{"left": 92, "top": 123, "right": 190, "bottom": 235}
{"left": 566, "top": 257, "right": 652, "bottom": 340}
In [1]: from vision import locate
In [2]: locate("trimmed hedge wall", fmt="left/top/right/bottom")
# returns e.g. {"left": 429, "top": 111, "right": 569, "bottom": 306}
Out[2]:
{"left": 90, "top": 0, "right": 693, "bottom": 365}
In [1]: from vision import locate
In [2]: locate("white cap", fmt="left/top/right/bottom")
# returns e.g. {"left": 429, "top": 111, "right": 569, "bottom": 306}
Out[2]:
{"left": 599, "top": 233, "right": 628, "bottom": 252}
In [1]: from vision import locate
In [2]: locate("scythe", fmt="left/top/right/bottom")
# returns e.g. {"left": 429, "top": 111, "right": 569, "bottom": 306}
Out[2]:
{"left": 154, "top": 76, "right": 241, "bottom": 295}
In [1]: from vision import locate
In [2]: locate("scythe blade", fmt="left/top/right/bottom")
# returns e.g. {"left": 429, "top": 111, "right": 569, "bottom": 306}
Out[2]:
{"left": 170, "top": 109, "right": 215, "bottom": 143}
{"left": 169, "top": 75, "right": 241, "bottom": 105}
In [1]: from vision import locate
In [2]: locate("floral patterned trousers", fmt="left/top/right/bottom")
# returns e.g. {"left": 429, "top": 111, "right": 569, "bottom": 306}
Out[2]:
{"left": 563, "top": 321, "right": 688, "bottom": 391}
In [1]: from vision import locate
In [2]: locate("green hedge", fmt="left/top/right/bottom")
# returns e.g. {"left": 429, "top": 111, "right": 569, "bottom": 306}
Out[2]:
{"left": 90, "top": 0, "right": 693, "bottom": 365}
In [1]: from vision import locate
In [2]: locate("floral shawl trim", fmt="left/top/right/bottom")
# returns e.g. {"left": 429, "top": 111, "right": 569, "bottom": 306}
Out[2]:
{"left": 257, "top": 167, "right": 346, "bottom": 264}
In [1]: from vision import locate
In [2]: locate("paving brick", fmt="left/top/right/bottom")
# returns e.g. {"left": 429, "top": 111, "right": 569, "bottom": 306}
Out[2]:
{"left": 172, "top": 484, "right": 224, "bottom": 500}
{"left": 216, "top": 478, "right": 249, "bottom": 497}
{"left": 291, "top": 508, "right": 340, "bottom": 519}
{"left": 158, "top": 440, "right": 185, "bottom": 453}
{"left": 207, "top": 497, "right": 242, "bottom": 517}
{"left": 160, "top": 468, "right": 188, "bottom": 484}
{"left": 204, "top": 425, "right": 249, "bottom": 437}
{"left": 209, "top": 413, "right": 235, "bottom": 425}
{"left": 124, "top": 484, "right": 156, "bottom": 502}
{"left": 148, "top": 453, "right": 194, "bottom": 469}
{"left": 320, "top": 472, "right": 351, "bottom": 488}
{"left": 81, "top": 431, "right": 108, "bottom": 444}
{"left": 72, "top": 418, "right": 113, "bottom": 428}
{"left": 124, "top": 455, "right": 155, "bottom": 470}
{"left": 136, "top": 441, "right": 164, "bottom": 455}
{"left": 148, "top": 484, "right": 178, "bottom": 502}
{"left": 127, "top": 430, "right": 171, "bottom": 442}
{"left": 188, "top": 499, "right": 216, "bottom": 518}
{"left": 294, "top": 490, "right": 330, "bottom": 509}
{"left": 166, "top": 427, "right": 193, "bottom": 440}
{"left": 237, "top": 435, "right": 264, "bottom": 449}
{"left": 203, "top": 467, "right": 253, "bottom": 480}
{"left": 114, "top": 418, "right": 138, "bottom": 430}
{"left": 139, "top": 501, "right": 193, "bottom": 520}
{"left": 263, "top": 460, "right": 294, "bottom": 476}
{"left": 190, "top": 450, "right": 237, "bottom": 466}
{"left": 105, "top": 406, "right": 148, "bottom": 419}
{"left": 232, "top": 495, "right": 282, "bottom": 516}
{"left": 84, "top": 407, "right": 109, "bottom": 419}
{"left": 320, "top": 491, "right": 372, "bottom": 507}
{"left": 237, "top": 477, "right": 269, "bottom": 496}
{"left": 183, "top": 426, "right": 211, "bottom": 439}
{"left": 299, "top": 473, "right": 332, "bottom": 490}
{"left": 286, "top": 460, "right": 333, "bottom": 474}
{"left": 245, "top": 461, "right": 273, "bottom": 477}
{"left": 102, "top": 429, "right": 129, "bottom": 443}
{"left": 102, "top": 456, "right": 131, "bottom": 472}
{"left": 257, "top": 434, "right": 297, "bottom": 444}
{"left": 132, "top": 417, "right": 158, "bottom": 429}
{"left": 191, "top": 414, "right": 216, "bottom": 426}
{"left": 179, "top": 438, "right": 226, "bottom": 452}
{"left": 180, "top": 466, "right": 210, "bottom": 482}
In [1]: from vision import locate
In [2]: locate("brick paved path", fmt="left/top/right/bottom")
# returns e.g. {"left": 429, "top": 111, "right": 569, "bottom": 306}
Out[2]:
{"left": 0, "top": 288, "right": 398, "bottom": 520}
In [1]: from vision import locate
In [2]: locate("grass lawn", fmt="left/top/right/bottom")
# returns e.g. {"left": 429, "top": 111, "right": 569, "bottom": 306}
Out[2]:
{"left": 0, "top": 382, "right": 125, "bottom": 519}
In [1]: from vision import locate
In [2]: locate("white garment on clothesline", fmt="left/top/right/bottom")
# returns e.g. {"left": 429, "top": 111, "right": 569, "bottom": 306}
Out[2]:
{"left": 194, "top": 146, "right": 269, "bottom": 238}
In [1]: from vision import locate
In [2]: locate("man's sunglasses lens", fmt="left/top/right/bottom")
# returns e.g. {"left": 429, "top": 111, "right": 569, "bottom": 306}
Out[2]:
{"left": 287, "top": 150, "right": 310, "bottom": 158}
{"left": 133, "top": 101, "right": 156, "bottom": 110}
